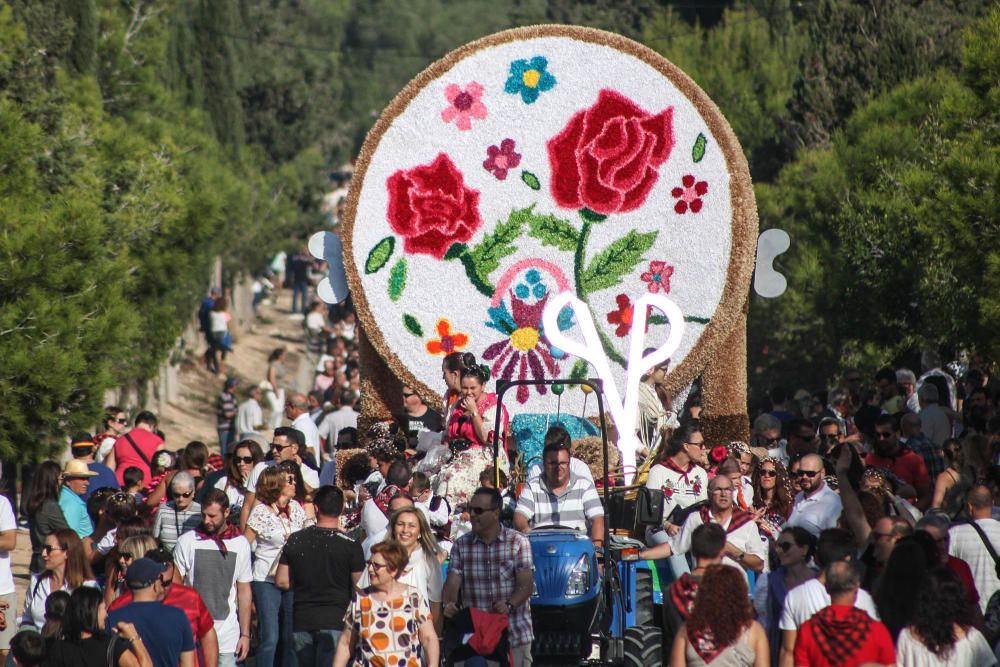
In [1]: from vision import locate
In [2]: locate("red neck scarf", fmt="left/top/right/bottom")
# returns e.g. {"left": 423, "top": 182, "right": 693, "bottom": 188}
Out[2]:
{"left": 669, "top": 573, "right": 700, "bottom": 620}
{"left": 373, "top": 484, "right": 401, "bottom": 519}
{"left": 664, "top": 457, "right": 695, "bottom": 484}
{"left": 195, "top": 524, "right": 242, "bottom": 555}
{"left": 699, "top": 505, "right": 754, "bottom": 533}
{"left": 804, "top": 605, "right": 873, "bottom": 665}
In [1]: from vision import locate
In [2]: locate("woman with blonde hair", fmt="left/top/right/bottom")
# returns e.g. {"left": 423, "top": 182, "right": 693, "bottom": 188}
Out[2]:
{"left": 103, "top": 535, "right": 157, "bottom": 608}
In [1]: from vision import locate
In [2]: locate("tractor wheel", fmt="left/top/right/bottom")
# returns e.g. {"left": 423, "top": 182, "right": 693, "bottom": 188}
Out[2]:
{"left": 633, "top": 569, "right": 654, "bottom": 627}
{"left": 623, "top": 625, "right": 662, "bottom": 667}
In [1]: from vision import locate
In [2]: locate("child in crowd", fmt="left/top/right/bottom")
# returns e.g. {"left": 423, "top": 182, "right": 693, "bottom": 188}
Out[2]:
{"left": 122, "top": 466, "right": 145, "bottom": 502}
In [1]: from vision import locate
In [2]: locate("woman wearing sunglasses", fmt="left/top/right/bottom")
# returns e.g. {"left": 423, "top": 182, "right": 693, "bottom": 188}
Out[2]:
{"left": 750, "top": 457, "right": 794, "bottom": 541}
{"left": 151, "top": 472, "right": 202, "bottom": 552}
{"left": 751, "top": 526, "right": 816, "bottom": 667}
{"left": 245, "top": 466, "right": 307, "bottom": 667}
{"left": 21, "top": 529, "right": 96, "bottom": 630}
{"left": 95, "top": 407, "right": 129, "bottom": 465}
{"left": 103, "top": 535, "right": 157, "bottom": 609}
{"left": 334, "top": 541, "right": 438, "bottom": 667}
{"left": 214, "top": 439, "right": 265, "bottom": 520}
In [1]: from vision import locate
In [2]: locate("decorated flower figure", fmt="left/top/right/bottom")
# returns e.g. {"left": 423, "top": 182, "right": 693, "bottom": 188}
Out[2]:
{"left": 425, "top": 319, "right": 469, "bottom": 355}
{"left": 385, "top": 153, "right": 482, "bottom": 258}
{"left": 504, "top": 57, "right": 556, "bottom": 104}
{"left": 441, "top": 82, "right": 487, "bottom": 130}
{"left": 606, "top": 294, "right": 652, "bottom": 338}
{"left": 672, "top": 174, "right": 709, "bottom": 214}
{"left": 483, "top": 139, "right": 521, "bottom": 180}
{"left": 640, "top": 261, "right": 674, "bottom": 293}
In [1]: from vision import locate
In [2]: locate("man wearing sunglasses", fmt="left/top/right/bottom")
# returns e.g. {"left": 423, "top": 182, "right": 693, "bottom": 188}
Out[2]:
{"left": 68, "top": 431, "right": 119, "bottom": 501}
{"left": 865, "top": 414, "right": 932, "bottom": 511}
{"left": 786, "top": 454, "right": 842, "bottom": 537}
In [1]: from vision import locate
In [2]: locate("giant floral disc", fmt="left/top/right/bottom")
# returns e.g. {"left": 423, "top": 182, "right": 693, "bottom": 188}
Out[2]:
{"left": 343, "top": 25, "right": 757, "bottom": 413}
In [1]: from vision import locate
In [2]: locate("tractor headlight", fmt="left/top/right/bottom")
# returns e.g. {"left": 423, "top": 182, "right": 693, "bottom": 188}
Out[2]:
{"left": 565, "top": 553, "right": 591, "bottom": 597}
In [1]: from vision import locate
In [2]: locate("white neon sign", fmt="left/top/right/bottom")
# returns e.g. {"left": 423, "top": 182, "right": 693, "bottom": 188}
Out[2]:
{"left": 542, "top": 292, "right": 685, "bottom": 484}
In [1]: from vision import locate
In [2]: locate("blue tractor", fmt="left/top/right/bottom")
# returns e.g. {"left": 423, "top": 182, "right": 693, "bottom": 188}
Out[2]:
{"left": 492, "top": 378, "right": 663, "bottom": 666}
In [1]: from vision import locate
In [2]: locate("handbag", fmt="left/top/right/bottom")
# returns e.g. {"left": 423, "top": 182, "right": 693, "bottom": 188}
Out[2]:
{"left": 106, "top": 634, "right": 121, "bottom": 667}
{"left": 634, "top": 486, "right": 664, "bottom": 526}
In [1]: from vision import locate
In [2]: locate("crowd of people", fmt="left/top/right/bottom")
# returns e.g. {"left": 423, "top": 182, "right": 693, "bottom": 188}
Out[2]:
{"left": 4, "top": 248, "right": 1000, "bottom": 667}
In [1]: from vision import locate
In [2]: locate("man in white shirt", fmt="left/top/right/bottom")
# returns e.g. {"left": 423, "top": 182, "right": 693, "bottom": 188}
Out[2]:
{"left": 318, "top": 389, "right": 359, "bottom": 464}
{"left": 778, "top": 528, "right": 880, "bottom": 667}
{"left": 285, "top": 392, "right": 321, "bottom": 462}
{"left": 668, "top": 474, "right": 766, "bottom": 579}
{"left": 235, "top": 385, "right": 265, "bottom": 437}
{"left": 949, "top": 484, "right": 1000, "bottom": 613}
{"left": 238, "top": 427, "right": 320, "bottom": 530}
{"left": 174, "top": 489, "right": 253, "bottom": 667}
{"left": 786, "top": 453, "right": 842, "bottom": 537}
{"left": 0, "top": 495, "right": 16, "bottom": 660}
{"left": 917, "top": 383, "right": 951, "bottom": 447}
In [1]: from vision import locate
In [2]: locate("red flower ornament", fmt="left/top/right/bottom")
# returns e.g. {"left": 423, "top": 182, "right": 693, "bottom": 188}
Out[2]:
{"left": 483, "top": 139, "right": 522, "bottom": 180}
{"left": 548, "top": 89, "right": 675, "bottom": 215}
{"left": 640, "top": 260, "right": 674, "bottom": 294}
{"left": 386, "top": 154, "right": 483, "bottom": 259}
{"left": 606, "top": 294, "right": 651, "bottom": 338}
{"left": 671, "top": 174, "right": 709, "bottom": 214}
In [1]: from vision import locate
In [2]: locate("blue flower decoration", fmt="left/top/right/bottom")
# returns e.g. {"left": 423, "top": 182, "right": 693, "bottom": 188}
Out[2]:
{"left": 504, "top": 56, "right": 556, "bottom": 104}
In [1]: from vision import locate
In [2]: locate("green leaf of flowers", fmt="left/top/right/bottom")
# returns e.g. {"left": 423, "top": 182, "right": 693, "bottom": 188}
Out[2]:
{"left": 570, "top": 359, "right": 588, "bottom": 381}
{"left": 465, "top": 207, "right": 530, "bottom": 291}
{"left": 364, "top": 236, "right": 395, "bottom": 274}
{"left": 579, "top": 230, "right": 658, "bottom": 294}
{"left": 648, "top": 314, "right": 668, "bottom": 325}
{"left": 403, "top": 314, "right": 423, "bottom": 337}
{"left": 526, "top": 211, "right": 579, "bottom": 251}
{"left": 579, "top": 208, "right": 608, "bottom": 223}
{"left": 692, "top": 133, "right": 707, "bottom": 163}
{"left": 521, "top": 170, "right": 541, "bottom": 190}
{"left": 443, "top": 242, "right": 466, "bottom": 260}
{"left": 388, "top": 258, "right": 406, "bottom": 302}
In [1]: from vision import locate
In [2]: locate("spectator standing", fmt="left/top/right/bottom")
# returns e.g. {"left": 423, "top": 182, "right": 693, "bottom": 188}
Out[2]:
{"left": 318, "top": 389, "right": 358, "bottom": 484}
{"left": 361, "top": 469, "right": 414, "bottom": 558}
{"left": 917, "top": 513, "right": 981, "bottom": 607}
{"left": 873, "top": 537, "right": 930, "bottom": 640}
{"left": 68, "top": 432, "right": 119, "bottom": 500}
{"left": 333, "top": 542, "right": 438, "bottom": 667}
{"left": 670, "top": 564, "right": 768, "bottom": 666}
{"left": 792, "top": 561, "right": 895, "bottom": 667}
{"left": 108, "top": 412, "right": 164, "bottom": 486}
{"left": 897, "top": 568, "right": 996, "bottom": 666}
{"left": 0, "top": 492, "right": 15, "bottom": 660}
{"left": 109, "top": 547, "right": 219, "bottom": 667}
{"left": 920, "top": 383, "right": 953, "bottom": 447}
{"left": 213, "top": 439, "right": 264, "bottom": 520}
{"left": 198, "top": 287, "right": 222, "bottom": 374}
{"left": 46, "top": 586, "right": 154, "bottom": 667}
{"left": 106, "top": 558, "right": 195, "bottom": 667}
{"left": 244, "top": 467, "right": 306, "bottom": 667}
{"left": 285, "top": 392, "right": 321, "bottom": 463}
{"left": 753, "top": 527, "right": 817, "bottom": 666}
{"left": 778, "top": 529, "right": 880, "bottom": 667}
{"left": 288, "top": 247, "right": 313, "bottom": 314}
{"left": 443, "top": 487, "right": 534, "bottom": 667}
{"left": 95, "top": 407, "right": 129, "bottom": 466}
{"left": 238, "top": 427, "right": 319, "bottom": 530}
{"left": 173, "top": 490, "right": 252, "bottom": 667}
{"left": 24, "top": 461, "right": 69, "bottom": 574}
{"left": 105, "top": 535, "right": 158, "bottom": 610}
{"left": 751, "top": 457, "right": 794, "bottom": 541}
{"left": 58, "top": 461, "right": 96, "bottom": 539}
{"left": 215, "top": 379, "right": 239, "bottom": 457}
{"left": 949, "top": 484, "right": 1000, "bottom": 613}
{"left": 207, "top": 298, "right": 231, "bottom": 379}
{"left": 901, "top": 412, "right": 947, "bottom": 481}
{"left": 151, "top": 473, "right": 202, "bottom": 552}
{"left": 235, "top": 386, "right": 264, "bottom": 438}
{"left": 21, "top": 529, "right": 95, "bottom": 630}
{"left": 786, "top": 454, "right": 843, "bottom": 537}
{"left": 276, "top": 486, "right": 365, "bottom": 667}
{"left": 263, "top": 348, "right": 287, "bottom": 430}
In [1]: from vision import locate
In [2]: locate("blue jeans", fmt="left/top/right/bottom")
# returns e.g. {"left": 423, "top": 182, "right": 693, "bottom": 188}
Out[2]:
{"left": 252, "top": 580, "right": 296, "bottom": 667}
{"left": 293, "top": 629, "right": 341, "bottom": 667}
{"left": 217, "top": 654, "right": 239, "bottom": 667}
{"left": 291, "top": 282, "right": 309, "bottom": 313}
{"left": 218, "top": 429, "right": 234, "bottom": 457}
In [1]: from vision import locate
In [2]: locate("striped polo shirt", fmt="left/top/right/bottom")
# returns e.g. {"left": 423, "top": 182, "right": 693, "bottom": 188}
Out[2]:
{"left": 515, "top": 472, "right": 604, "bottom": 532}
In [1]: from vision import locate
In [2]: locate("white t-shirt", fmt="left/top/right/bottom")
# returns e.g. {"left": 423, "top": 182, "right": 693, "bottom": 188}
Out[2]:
{"left": 236, "top": 398, "right": 263, "bottom": 435}
{"left": 214, "top": 476, "right": 246, "bottom": 511}
{"left": 778, "top": 578, "right": 879, "bottom": 631}
{"left": 305, "top": 310, "right": 326, "bottom": 335}
{"left": 896, "top": 626, "right": 996, "bottom": 666}
{"left": 361, "top": 498, "right": 390, "bottom": 559}
{"left": 20, "top": 577, "right": 98, "bottom": 629}
{"left": 246, "top": 501, "right": 306, "bottom": 581}
{"left": 95, "top": 528, "right": 117, "bottom": 555}
{"left": 671, "top": 508, "right": 768, "bottom": 579}
{"left": 0, "top": 495, "right": 16, "bottom": 595}
{"left": 97, "top": 434, "right": 117, "bottom": 461}
{"left": 787, "top": 483, "right": 843, "bottom": 537}
{"left": 317, "top": 407, "right": 358, "bottom": 452}
{"left": 949, "top": 519, "right": 1000, "bottom": 613}
{"left": 209, "top": 310, "right": 228, "bottom": 334}
{"left": 645, "top": 461, "right": 709, "bottom": 523}
{"left": 173, "top": 530, "right": 253, "bottom": 653}
{"left": 246, "top": 460, "right": 319, "bottom": 493}
{"left": 291, "top": 413, "right": 321, "bottom": 462}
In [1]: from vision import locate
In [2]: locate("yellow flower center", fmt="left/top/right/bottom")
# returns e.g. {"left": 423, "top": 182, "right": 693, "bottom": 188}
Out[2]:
{"left": 522, "top": 69, "right": 541, "bottom": 89}
{"left": 510, "top": 327, "right": 540, "bottom": 352}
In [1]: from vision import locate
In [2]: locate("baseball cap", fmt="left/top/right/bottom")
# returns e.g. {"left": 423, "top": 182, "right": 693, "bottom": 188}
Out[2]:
{"left": 125, "top": 558, "right": 167, "bottom": 589}
{"left": 70, "top": 432, "right": 94, "bottom": 447}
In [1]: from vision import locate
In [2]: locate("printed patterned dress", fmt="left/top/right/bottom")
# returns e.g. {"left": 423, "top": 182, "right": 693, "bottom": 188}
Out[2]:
{"left": 343, "top": 585, "right": 430, "bottom": 667}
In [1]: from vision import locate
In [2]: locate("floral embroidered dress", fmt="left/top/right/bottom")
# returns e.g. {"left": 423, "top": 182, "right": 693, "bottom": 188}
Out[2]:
{"left": 434, "top": 393, "right": 510, "bottom": 519}
{"left": 343, "top": 585, "right": 430, "bottom": 667}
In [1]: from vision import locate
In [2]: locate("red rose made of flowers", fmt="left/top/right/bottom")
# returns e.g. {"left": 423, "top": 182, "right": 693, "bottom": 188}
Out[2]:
{"left": 385, "top": 153, "right": 483, "bottom": 258}
{"left": 547, "top": 89, "right": 675, "bottom": 216}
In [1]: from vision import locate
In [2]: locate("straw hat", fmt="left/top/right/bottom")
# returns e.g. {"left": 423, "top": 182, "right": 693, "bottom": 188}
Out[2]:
{"left": 61, "top": 459, "right": 97, "bottom": 479}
